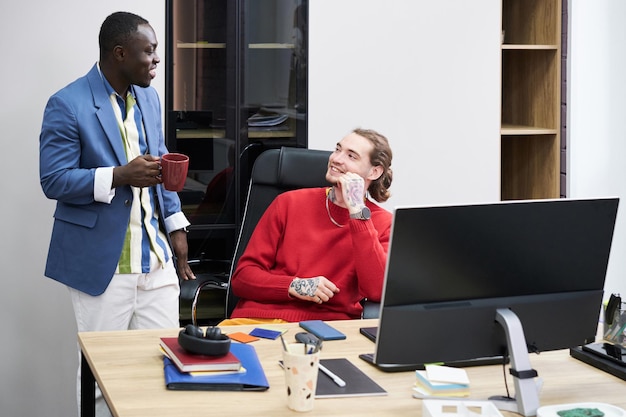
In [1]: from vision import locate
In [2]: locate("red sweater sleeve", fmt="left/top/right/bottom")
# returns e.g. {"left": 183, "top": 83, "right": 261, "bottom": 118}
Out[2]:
{"left": 230, "top": 195, "right": 296, "bottom": 302}
{"left": 348, "top": 211, "right": 392, "bottom": 302}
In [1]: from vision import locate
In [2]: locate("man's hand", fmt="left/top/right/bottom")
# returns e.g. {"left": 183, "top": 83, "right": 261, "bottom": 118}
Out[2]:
{"left": 170, "top": 229, "right": 196, "bottom": 281}
{"left": 337, "top": 172, "right": 366, "bottom": 215}
{"left": 289, "top": 276, "right": 340, "bottom": 304}
{"left": 112, "top": 154, "right": 162, "bottom": 188}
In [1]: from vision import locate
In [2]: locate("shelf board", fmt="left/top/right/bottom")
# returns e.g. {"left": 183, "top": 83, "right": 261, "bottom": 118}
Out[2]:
{"left": 176, "top": 128, "right": 295, "bottom": 139}
{"left": 177, "top": 42, "right": 226, "bottom": 49}
{"left": 248, "top": 129, "right": 295, "bottom": 138}
{"left": 176, "top": 42, "right": 295, "bottom": 49}
{"left": 248, "top": 43, "right": 294, "bottom": 49}
{"left": 176, "top": 128, "right": 226, "bottom": 139}
{"left": 501, "top": 124, "right": 558, "bottom": 135}
{"left": 502, "top": 44, "right": 558, "bottom": 50}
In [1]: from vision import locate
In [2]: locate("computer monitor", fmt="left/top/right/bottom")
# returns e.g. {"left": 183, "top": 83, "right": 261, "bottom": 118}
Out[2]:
{"left": 364, "top": 197, "right": 619, "bottom": 416}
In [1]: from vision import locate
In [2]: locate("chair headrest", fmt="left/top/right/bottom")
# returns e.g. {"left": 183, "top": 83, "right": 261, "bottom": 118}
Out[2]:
{"left": 252, "top": 147, "right": 331, "bottom": 189}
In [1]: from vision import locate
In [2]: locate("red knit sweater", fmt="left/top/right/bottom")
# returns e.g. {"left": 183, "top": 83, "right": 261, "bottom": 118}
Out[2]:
{"left": 230, "top": 187, "right": 392, "bottom": 322}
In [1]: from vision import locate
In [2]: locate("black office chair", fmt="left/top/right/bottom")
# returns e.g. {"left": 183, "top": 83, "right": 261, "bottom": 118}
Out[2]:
{"left": 183, "top": 146, "right": 380, "bottom": 325}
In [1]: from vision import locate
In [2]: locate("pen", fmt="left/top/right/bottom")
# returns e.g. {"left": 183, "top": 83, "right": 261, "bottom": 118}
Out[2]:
{"left": 319, "top": 363, "right": 346, "bottom": 387}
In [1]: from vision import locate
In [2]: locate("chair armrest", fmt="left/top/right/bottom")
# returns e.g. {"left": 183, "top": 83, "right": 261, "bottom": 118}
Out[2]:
{"left": 180, "top": 273, "right": 228, "bottom": 301}
{"left": 180, "top": 273, "right": 229, "bottom": 326}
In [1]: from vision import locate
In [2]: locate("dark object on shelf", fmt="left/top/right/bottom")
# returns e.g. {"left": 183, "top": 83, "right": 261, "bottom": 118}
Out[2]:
{"left": 175, "top": 111, "right": 213, "bottom": 130}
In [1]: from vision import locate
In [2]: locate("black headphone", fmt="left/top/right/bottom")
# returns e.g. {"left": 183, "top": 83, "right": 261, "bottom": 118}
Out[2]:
{"left": 178, "top": 324, "right": 231, "bottom": 356}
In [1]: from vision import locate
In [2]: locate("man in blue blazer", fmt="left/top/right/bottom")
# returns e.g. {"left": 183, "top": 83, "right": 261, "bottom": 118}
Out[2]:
{"left": 40, "top": 11, "right": 194, "bottom": 415}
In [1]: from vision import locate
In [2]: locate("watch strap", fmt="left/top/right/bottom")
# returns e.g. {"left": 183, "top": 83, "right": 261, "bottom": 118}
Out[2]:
{"left": 350, "top": 206, "right": 371, "bottom": 220}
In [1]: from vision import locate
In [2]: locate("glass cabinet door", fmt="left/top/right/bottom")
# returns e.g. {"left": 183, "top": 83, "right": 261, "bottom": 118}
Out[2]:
{"left": 166, "top": 0, "right": 308, "bottom": 272}
{"left": 243, "top": 1, "right": 308, "bottom": 142}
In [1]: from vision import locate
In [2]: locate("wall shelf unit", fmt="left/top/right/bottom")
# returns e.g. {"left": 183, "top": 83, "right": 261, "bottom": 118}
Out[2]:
{"left": 501, "top": 0, "right": 561, "bottom": 200}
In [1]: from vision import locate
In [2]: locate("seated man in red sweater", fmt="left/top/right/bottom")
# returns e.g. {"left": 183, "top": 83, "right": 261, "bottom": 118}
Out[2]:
{"left": 223, "top": 128, "right": 393, "bottom": 324}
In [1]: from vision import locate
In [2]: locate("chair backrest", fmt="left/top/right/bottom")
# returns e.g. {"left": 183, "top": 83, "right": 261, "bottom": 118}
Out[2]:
{"left": 224, "top": 146, "right": 332, "bottom": 317}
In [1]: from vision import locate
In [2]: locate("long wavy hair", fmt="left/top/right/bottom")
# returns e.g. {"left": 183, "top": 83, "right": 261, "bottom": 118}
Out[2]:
{"left": 354, "top": 128, "right": 393, "bottom": 203}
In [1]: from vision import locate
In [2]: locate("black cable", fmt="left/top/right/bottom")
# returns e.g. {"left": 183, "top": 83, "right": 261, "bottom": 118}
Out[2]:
{"left": 500, "top": 354, "right": 515, "bottom": 400}
{"left": 501, "top": 356, "right": 511, "bottom": 398}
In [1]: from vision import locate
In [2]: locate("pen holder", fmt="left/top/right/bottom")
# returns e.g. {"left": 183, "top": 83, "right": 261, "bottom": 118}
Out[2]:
{"left": 282, "top": 343, "right": 320, "bottom": 412}
{"left": 603, "top": 305, "right": 626, "bottom": 346}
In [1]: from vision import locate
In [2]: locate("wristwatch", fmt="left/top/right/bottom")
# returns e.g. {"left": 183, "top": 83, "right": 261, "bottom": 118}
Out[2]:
{"left": 350, "top": 206, "right": 371, "bottom": 220}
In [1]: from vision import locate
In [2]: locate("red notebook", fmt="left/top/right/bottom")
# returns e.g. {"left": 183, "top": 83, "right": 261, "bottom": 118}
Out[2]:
{"left": 159, "top": 337, "right": 241, "bottom": 373}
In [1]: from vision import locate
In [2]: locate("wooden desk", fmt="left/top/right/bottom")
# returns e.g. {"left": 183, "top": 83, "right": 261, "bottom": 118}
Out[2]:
{"left": 79, "top": 319, "right": 626, "bottom": 417}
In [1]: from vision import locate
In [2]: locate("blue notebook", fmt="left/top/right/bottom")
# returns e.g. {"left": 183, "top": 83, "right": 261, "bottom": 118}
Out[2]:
{"left": 163, "top": 343, "right": 269, "bottom": 391}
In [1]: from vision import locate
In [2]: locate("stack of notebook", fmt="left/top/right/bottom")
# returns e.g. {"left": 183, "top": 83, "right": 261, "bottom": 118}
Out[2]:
{"left": 160, "top": 337, "right": 241, "bottom": 373}
{"left": 159, "top": 338, "right": 269, "bottom": 391}
{"left": 413, "top": 365, "right": 470, "bottom": 398}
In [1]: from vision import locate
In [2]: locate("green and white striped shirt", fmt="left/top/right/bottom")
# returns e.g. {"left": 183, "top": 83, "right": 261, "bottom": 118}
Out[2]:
{"left": 107, "top": 85, "right": 171, "bottom": 274}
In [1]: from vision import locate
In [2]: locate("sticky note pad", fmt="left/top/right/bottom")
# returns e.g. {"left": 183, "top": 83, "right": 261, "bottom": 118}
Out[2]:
{"left": 256, "top": 326, "right": 288, "bottom": 334}
{"left": 249, "top": 328, "right": 282, "bottom": 340}
{"left": 228, "top": 332, "right": 259, "bottom": 343}
{"left": 425, "top": 364, "right": 470, "bottom": 385}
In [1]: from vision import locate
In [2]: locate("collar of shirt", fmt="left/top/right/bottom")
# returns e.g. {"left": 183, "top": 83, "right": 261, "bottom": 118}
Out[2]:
{"left": 96, "top": 61, "right": 136, "bottom": 114}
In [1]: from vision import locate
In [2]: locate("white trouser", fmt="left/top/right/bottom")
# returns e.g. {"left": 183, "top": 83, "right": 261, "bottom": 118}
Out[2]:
{"left": 70, "top": 258, "right": 180, "bottom": 417}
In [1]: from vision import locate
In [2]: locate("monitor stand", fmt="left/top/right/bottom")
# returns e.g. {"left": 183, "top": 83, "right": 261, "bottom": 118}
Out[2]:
{"left": 489, "top": 308, "right": 542, "bottom": 417}
{"left": 403, "top": 308, "right": 542, "bottom": 416}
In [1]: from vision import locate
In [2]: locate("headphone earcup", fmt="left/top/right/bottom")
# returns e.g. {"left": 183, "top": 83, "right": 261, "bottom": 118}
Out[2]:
{"left": 205, "top": 326, "right": 222, "bottom": 340}
{"left": 184, "top": 324, "right": 204, "bottom": 338}
{"left": 178, "top": 326, "right": 231, "bottom": 357}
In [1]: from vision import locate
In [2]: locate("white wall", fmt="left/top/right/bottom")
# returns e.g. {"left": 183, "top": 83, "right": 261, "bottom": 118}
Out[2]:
{"left": 308, "top": 0, "right": 502, "bottom": 209}
{"left": 0, "top": 2, "right": 164, "bottom": 416}
{"left": 568, "top": 0, "right": 626, "bottom": 299}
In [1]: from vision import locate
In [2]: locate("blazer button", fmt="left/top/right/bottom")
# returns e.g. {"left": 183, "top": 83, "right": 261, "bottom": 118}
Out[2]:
{"left": 124, "top": 199, "right": 131, "bottom": 206}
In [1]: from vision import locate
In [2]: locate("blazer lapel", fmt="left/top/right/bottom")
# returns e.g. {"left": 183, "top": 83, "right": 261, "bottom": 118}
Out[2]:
{"left": 132, "top": 86, "right": 168, "bottom": 222}
{"left": 134, "top": 87, "right": 161, "bottom": 156}
{"left": 86, "top": 65, "right": 128, "bottom": 165}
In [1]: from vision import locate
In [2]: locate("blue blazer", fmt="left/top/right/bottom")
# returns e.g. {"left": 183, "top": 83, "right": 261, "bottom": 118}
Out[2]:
{"left": 40, "top": 64, "right": 183, "bottom": 296}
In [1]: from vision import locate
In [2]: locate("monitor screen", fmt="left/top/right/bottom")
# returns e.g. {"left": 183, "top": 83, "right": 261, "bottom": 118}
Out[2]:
{"left": 370, "top": 197, "right": 619, "bottom": 371}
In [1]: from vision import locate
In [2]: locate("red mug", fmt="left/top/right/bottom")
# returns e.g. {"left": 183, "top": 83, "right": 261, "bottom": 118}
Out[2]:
{"left": 161, "top": 153, "right": 189, "bottom": 192}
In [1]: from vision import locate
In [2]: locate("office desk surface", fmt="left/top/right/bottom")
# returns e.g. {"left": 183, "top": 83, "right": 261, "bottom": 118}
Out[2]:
{"left": 79, "top": 319, "right": 626, "bottom": 417}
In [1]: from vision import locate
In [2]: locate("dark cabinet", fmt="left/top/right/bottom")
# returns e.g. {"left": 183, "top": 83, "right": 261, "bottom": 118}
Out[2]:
{"left": 165, "top": 0, "right": 308, "bottom": 284}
